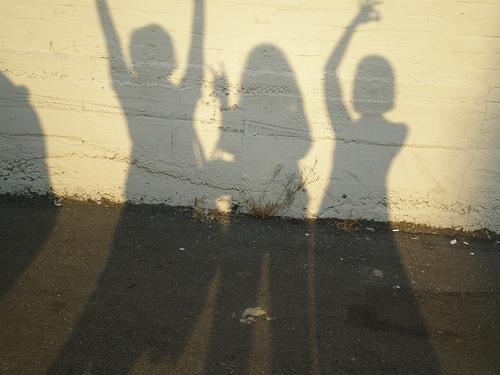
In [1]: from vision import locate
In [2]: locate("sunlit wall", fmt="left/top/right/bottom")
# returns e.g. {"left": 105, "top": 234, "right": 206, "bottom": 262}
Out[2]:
{"left": 1, "top": 0, "right": 499, "bottom": 232}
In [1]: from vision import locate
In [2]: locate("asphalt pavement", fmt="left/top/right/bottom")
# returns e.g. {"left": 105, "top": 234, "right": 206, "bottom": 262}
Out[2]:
{"left": 1, "top": 197, "right": 499, "bottom": 374}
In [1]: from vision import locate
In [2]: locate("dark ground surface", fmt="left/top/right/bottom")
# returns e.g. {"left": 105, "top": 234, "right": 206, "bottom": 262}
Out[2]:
{"left": 1, "top": 197, "right": 500, "bottom": 374}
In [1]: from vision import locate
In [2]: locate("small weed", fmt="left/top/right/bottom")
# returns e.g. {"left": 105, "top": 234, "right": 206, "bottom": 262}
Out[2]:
{"left": 243, "top": 162, "right": 318, "bottom": 219}
{"left": 335, "top": 209, "right": 360, "bottom": 232}
{"left": 335, "top": 219, "right": 360, "bottom": 232}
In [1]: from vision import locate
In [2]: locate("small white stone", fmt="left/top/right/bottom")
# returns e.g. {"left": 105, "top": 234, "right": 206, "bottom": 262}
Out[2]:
{"left": 242, "top": 307, "right": 266, "bottom": 318}
{"left": 373, "top": 269, "right": 384, "bottom": 278}
{"left": 450, "top": 239, "right": 457, "bottom": 245}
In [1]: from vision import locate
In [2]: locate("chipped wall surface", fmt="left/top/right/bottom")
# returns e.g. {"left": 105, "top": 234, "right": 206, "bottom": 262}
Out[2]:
{"left": 1, "top": 0, "right": 499, "bottom": 232}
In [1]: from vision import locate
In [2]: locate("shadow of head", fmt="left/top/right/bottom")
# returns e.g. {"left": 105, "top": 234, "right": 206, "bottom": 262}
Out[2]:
{"left": 0, "top": 74, "right": 29, "bottom": 98}
{"left": 130, "top": 24, "right": 176, "bottom": 81}
{"left": 242, "top": 43, "right": 309, "bottom": 135}
{"left": 353, "top": 55, "right": 395, "bottom": 116}
{"left": 244, "top": 43, "right": 292, "bottom": 73}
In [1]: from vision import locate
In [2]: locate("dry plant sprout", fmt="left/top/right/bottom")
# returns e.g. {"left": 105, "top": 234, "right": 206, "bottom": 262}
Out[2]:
{"left": 243, "top": 162, "right": 318, "bottom": 219}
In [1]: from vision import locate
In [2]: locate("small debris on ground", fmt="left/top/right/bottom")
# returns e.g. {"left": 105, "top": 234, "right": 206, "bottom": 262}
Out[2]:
{"left": 366, "top": 227, "right": 375, "bottom": 232}
{"left": 470, "top": 252, "right": 475, "bottom": 256}
{"left": 240, "top": 307, "right": 268, "bottom": 324}
{"left": 450, "top": 239, "right": 457, "bottom": 245}
{"left": 305, "top": 233, "right": 310, "bottom": 236}
{"left": 393, "top": 285, "right": 401, "bottom": 290}
{"left": 336, "top": 219, "right": 360, "bottom": 232}
{"left": 53, "top": 198, "right": 63, "bottom": 207}
{"left": 240, "top": 316, "right": 255, "bottom": 324}
{"left": 243, "top": 307, "right": 266, "bottom": 317}
{"left": 179, "top": 247, "right": 185, "bottom": 251}
{"left": 392, "top": 229, "right": 399, "bottom": 232}
{"left": 463, "top": 241, "right": 469, "bottom": 245}
{"left": 372, "top": 269, "right": 384, "bottom": 278}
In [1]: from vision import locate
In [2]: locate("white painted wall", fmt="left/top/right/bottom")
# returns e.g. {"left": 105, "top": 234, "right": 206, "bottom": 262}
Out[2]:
{"left": 1, "top": 0, "right": 499, "bottom": 232}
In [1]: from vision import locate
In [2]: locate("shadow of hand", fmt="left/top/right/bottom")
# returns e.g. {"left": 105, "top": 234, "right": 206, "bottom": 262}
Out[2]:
{"left": 211, "top": 65, "right": 230, "bottom": 108}
{"left": 355, "top": 0, "right": 382, "bottom": 24}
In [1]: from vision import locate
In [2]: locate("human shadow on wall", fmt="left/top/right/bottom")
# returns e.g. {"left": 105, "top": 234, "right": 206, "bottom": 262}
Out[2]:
{"left": 316, "top": 1, "right": 440, "bottom": 373}
{"left": 48, "top": 0, "right": 230, "bottom": 373}
{"left": 0, "top": 73, "right": 57, "bottom": 300}
{"left": 207, "top": 44, "right": 312, "bottom": 217}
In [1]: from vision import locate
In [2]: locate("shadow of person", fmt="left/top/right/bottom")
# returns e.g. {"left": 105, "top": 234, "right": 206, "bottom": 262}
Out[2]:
{"left": 240, "top": 44, "right": 313, "bottom": 374}
{"left": 0, "top": 73, "right": 58, "bottom": 300}
{"left": 203, "top": 44, "right": 313, "bottom": 373}
{"left": 48, "top": 1, "right": 228, "bottom": 373}
{"left": 316, "top": 1, "right": 441, "bottom": 373}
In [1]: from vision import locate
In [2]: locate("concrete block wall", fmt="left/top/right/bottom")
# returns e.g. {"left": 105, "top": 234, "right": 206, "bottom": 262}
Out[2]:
{"left": 1, "top": 0, "right": 499, "bottom": 232}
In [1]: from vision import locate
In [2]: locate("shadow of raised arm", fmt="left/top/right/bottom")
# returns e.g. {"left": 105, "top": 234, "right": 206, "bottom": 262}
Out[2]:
{"left": 324, "top": 0, "right": 380, "bottom": 130}
{"left": 181, "top": 0, "right": 205, "bottom": 87}
{"left": 96, "top": 0, "right": 129, "bottom": 87}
